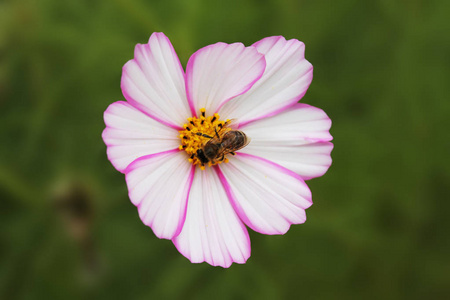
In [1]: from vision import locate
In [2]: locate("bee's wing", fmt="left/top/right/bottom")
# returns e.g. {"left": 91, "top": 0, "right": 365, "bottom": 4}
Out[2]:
{"left": 204, "top": 134, "right": 221, "bottom": 146}
{"left": 217, "top": 133, "right": 250, "bottom": 159}
{"left": 214, "top": 119, "right": 238, "bottom": 139}
{"left": 242, "top": 135, "right": 251, "bottom": 148}
{"left": 235, "top": 131, "right": 251, "bottom": 151}
{"left": 222, "top": 119, "right": 240, "bottom": 130}
{"left": 212, "top": 131, "right": 251, "bottom": 162}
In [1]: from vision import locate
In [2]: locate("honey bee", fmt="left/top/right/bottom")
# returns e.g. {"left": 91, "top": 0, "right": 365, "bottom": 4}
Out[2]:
{"left": 195, "top": 121, "right": 250, "bottom": 166}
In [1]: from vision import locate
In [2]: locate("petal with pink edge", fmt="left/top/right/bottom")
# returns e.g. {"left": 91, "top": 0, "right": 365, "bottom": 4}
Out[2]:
{"left": 239, "top": 103, "right": 333, "bottom": 179}
{"left": 186, "top": 42, "right": 266, "bottom": 117}
{"left": 102, "top": 101, "right": 180, "bottom": 173}
{"left": 240, "top": 142, "right": 333, "bottom": 181}
{"left": 241, "top": 103, "right": 332, "bottom": 145}
{"left": 218, "top": 36, "right": 313, "bottom": 125}
{"left": 173, "top": 167, "right": 250, "bottom": 268}
{"left": 218, "top": 153, "right": 312, "bottom": 235}
{"left": 240, "top": 104, "right": 333, "bottom": 180}
{"left": 125, "top": 149, "right": 195, "bottom": 239}
{"left": 121, "top": 32, "right": 190, "bottom": 129}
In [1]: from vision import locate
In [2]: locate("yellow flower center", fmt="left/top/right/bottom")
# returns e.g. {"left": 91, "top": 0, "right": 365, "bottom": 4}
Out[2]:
{"left": 179, "top": 108, "right": 231, "bottom": 170}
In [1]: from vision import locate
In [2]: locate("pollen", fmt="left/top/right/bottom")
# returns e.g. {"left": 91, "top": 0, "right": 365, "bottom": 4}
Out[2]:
{"left": 179, "top": 108, "right": 230, "bottom": 168}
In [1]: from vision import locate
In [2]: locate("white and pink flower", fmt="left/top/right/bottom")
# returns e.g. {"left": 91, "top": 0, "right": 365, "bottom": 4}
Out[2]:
{"left": 102, "top": 32, "right": 333, "bottom": 268}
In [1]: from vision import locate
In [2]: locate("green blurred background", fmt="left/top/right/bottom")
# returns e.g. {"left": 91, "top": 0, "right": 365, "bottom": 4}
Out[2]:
{"left": 1, "top": 0, "right": 449, "bottom": 299}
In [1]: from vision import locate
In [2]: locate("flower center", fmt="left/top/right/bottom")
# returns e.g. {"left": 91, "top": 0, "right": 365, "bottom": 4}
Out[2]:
{"left": 179, "top": 108, "right": 232, "bottom": 170}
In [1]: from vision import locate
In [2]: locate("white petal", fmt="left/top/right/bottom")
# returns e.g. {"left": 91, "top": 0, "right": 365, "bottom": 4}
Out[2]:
{"left": 121, "top": 32, "right": 190, "bottom": 129}
{"left": 173, "top": 167, "right": 250, "bottom": 268}
{"left": 125, "top": 150, "right": 195, "bottom": 239}
{"left": 241, "top": 142, "right": 333, "bottom": 180}
{"left": 241, "top": 103, "right": 332, "bottom": 145}
{"left": 218, "top": 36, "right": 313, "bottom": 125}
{"left": 102, "top": 101, "right": 180, "bottom": 173}
{"left": 218, "top": 153, "right": 312, "bottom": 235}
{"left": 239, "top": 103, "right": 333, "bottom": 180}
{"left": 185, "top": 42, "right": 266, "bottom": 117}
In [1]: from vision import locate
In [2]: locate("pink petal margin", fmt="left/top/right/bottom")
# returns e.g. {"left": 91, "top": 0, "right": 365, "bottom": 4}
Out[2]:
{"left": 173, "top": 166, "right": 250, "bottom": 268}
{"left": 239, "top": 103, "right": 333, "bottom": 179}
{"left": 218, "top": 36, "right": 313, "bottom": 126}
{"left": 124, "top": 149, "right": 195, "bottom": 239}
{"left": 185, "top": 42, "right": 266, "bottom": 117}
{"left": 240, "top": 103, "right": 333, "bottom": 145}
{"left": 102, "top": 101, "right": 180, "bottom": 173}
{"left": 121, "top": 32, "right": 190, "bottom": 130}
{"left": 217, "top": 153, "right": 312, "bottom": 236}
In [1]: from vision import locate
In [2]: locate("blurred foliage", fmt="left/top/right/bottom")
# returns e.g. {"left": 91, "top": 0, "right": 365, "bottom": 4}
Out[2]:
{"left": 1, "top": 0, "right": 450, "bottom": 299}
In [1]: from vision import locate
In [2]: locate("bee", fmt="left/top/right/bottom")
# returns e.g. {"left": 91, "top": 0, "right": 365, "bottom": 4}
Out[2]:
{"left": 195, "top": 121, "right": 250, "bottom": 166}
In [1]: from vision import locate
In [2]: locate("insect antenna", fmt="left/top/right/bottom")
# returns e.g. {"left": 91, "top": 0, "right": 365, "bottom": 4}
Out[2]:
{"left": 195, "top": 132, "right": 214, "bottom": 139}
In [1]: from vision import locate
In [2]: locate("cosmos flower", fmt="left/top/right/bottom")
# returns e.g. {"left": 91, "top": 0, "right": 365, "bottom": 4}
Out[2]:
{"left": 102, "top": 32, "right": 333, "bottom": 268}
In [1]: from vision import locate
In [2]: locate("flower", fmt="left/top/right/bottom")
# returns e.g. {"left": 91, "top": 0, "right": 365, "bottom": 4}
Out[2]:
{"left": 102, "top": 32, "right": 333, "bottom": 268}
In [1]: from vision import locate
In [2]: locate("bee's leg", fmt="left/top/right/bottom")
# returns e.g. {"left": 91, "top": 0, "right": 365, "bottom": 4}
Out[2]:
{"left": 230, "top": 152, "right": 236, "bottom": 156}
{"left": 214, "top": 127, "right": 220, "bottom": 138}
{"left": 219, "top": 155, "right": 225, "bottom": 162}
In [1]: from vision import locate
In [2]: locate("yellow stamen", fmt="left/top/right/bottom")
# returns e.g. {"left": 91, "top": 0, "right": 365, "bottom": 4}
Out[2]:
{"left": 179, "top": 108, "right": 231, "bottom": 169}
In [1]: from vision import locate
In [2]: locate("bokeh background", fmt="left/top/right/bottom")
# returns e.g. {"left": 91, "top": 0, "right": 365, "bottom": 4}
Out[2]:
{"left": 1, "top": 0, "right": 449, "bottom": 299}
